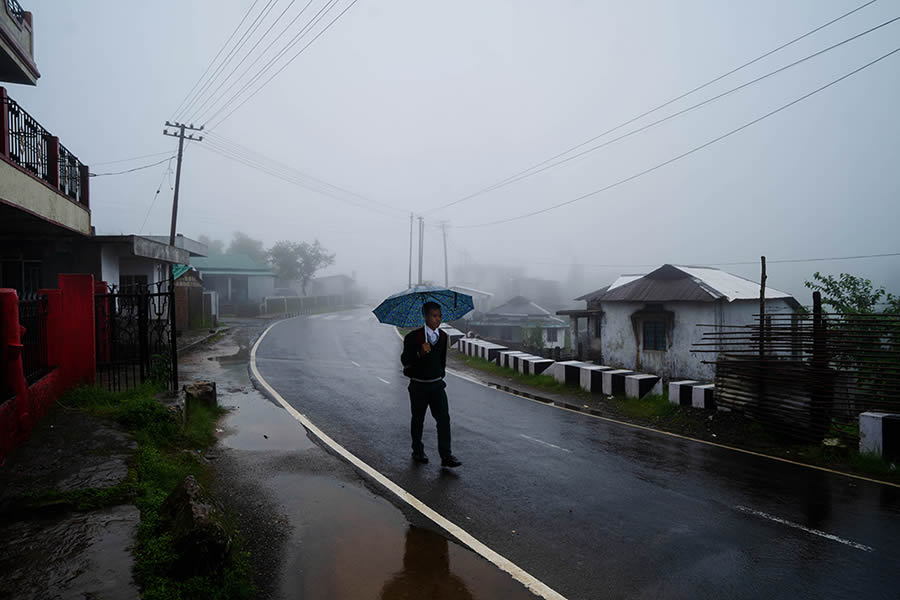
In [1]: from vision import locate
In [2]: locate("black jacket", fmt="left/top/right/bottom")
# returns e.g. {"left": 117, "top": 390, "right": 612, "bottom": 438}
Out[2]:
{"left": 401, "top": 328, "right": 447, "bottom": 380}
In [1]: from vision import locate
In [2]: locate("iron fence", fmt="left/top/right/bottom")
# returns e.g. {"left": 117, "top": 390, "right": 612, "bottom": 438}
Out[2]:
{"left": 18, "top": 294, "right": 49, "bottom": 384}
{"left": 694, "top": 295, "right": 900, "bottom": 443}
{"left": 5, "top": 95, "right": 50, "bottom": 182}
{"left": 95, "top": 281, "right": 178, "bottom": 392}
{"left": 6, "top": 0, "right": 25, "bottom": 24}
{"left": 58, "top": 143, "right": 82, "bottom": 201}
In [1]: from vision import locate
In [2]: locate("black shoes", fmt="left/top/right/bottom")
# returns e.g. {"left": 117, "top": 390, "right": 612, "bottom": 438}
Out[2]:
{"left": 412, "top": 452, "right": 429, "bottom": 464}
{"left": 441, "top": 455, "right": 462, "bottom": 468}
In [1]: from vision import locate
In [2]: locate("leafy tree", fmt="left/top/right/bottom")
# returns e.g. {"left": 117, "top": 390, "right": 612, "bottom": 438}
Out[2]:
{"left": 804, "top": 272, "right": 898, "bottom": 314}
{"left": 197, "top": 235, "right": 224, "bottom": 256}
{"left": 227, "top": 231, "right": 267, "bottom": 264}
{"left": 267, "top": 239, "right": 334, "bottom": 295}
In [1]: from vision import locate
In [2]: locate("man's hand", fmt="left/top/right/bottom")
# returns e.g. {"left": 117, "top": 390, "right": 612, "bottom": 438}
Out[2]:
{"left": 421, "top": 342, "right": 432, "bottom": 354}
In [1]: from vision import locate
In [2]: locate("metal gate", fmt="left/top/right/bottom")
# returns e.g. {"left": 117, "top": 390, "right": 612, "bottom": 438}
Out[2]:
{"left": 95, "top": 282, "right": 178, "bottom": 392}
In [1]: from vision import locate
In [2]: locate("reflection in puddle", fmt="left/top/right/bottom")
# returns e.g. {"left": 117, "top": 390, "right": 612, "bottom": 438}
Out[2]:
{"left": 276, "top": 475, "right": 533, "bottom": 600}
{"left": 379, "top": 527, "right": 473, "bottom": 599}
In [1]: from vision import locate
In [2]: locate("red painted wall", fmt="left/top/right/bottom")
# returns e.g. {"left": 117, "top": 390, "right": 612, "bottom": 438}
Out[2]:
{"left": 0, "top": 274, "right": 96, "bottom": 465}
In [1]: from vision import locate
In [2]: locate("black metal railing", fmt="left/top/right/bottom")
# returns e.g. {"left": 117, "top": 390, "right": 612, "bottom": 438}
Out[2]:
{"left": 58, "top": 143, "right": 82, "bottom": 201}
{"left": 18, "top": 294, "right": 50, "bottom": 384}
{"left": 6, "top": 0, "right": 25, "bottom": 24}
{"left": 3, "top": 92, "right": 87, "bottom": 206}
{"left": 5, "top": 95, "right": 50, "bottom": 182}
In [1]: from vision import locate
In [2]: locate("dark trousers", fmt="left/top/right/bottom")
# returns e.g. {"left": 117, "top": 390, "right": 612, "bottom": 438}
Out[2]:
{"left": 408, "top": 380, "right": 451, "bottom": 459}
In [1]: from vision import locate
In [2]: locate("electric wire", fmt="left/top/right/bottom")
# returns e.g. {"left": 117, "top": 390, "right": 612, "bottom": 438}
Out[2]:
{"left": 170, "top": 0, "right": 262, "bottom": 120}
{"left": 424, "top": 0, "right": 881, "bottom": 215}
{"left": 425, "top": 14, "right": 900, "bottom": 213}
{"left": 455, "top": 45, "right": 900, "bottom": 229}
{"left": 178, "top": 0, "right": 280, "bottom": 122}
{"left": 90, "top": 156, "right": 176, "bottom": 177}
{"left": 206, "top": 0, "right": 361, "bottom": 129}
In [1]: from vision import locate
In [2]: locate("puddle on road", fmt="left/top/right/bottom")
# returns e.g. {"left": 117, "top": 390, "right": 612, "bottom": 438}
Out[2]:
{"left": 272, "top": 474, "right": 534, "bottom": 600}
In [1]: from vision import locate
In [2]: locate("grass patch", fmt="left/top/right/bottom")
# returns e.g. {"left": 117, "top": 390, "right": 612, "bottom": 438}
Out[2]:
{"left": 849, "top": 451, "right": 898, "bottom": 477}
{"left": 64, "top": 384, "right": 253, "bottom": 600}
{"left": 611, "top": 393, "right": 678, "bottom": 421}
{"left": 456, "top": 353, "right": 577, "bottom": 395}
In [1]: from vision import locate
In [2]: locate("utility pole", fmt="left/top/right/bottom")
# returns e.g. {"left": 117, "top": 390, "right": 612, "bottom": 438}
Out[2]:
{"left": 417, "top": 216, "right": 424, "bottom": 286}
{"left": 162, "top": 121, "right": 203, "bottom": 249}
{"left": 440, "top": 221, "right": 449, "bottom": 287}
{"left": 162, "top": 121, "right": 202, "bottom": 392}
{"left": 408, "top": 212, "right": 414, "bottom": 288}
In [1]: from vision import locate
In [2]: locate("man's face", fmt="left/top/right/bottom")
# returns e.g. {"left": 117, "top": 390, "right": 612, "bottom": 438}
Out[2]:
{"left": 425, "top": 308, "right": 442, "bottom": 330}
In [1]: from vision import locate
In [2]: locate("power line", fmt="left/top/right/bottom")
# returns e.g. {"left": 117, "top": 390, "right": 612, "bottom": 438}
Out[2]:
{"left": 424, "top": 0, "right": 880, "bottom": 215}
{"left": 487, "top": 251, "right": 900, "bottom": 270}
{"left": 205, "top": 131, "right": 410, "bottom": 214}
{"left": 177, "top": 0, "right": 280, "bottom": 122}
{"left": 170, "top": 0, "right": 262, "bottom": 120}
{"left": 90, "top": 156, "right": 176, "bottom": 177}
{"left": 197, "top": 137, "right": 404, "bottom": 218}
{"left": 186, "top": 0, "right": 306, "bottom": 124}
{"left": 190, "top": 0, "right": 319, "bottom": 125}
{"left": 200, "top": 0, "right": 341, "bottom": 126}
{"left": 456, "top": 44, "right": 900, "bottom": 229}
{"left": 139, "top": 154, "right": 177, "bottom": 234}
{"left": 206, "top": 0, "right": 361, "bottom": 130}
{"left": 425, "top": 14, "right": 900, "bottom": 214}
{"left": 91, "top": 151, "right": 174, "bottom": 167}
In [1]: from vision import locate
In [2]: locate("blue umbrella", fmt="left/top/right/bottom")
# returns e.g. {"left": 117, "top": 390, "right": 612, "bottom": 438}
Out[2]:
{"left": 373, "top": 285, "right": 474, "bottom": 327}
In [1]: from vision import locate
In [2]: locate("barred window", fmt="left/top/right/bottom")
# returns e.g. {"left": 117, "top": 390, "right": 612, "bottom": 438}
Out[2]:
{"left": 643, "top": 321, "right": 666, "bottom": 351}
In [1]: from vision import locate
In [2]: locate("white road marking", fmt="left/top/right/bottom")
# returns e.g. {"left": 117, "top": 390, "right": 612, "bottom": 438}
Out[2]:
{"left": 340, "top": 315, "right": 356, "bottom": 321}
{"left": 520, "top": 434, "right": 572, "bottom": 453}
{"left": 307, "top": 314, "right": 324, "bottom": 319}
{"left": 322, "top": 314, "right": 338, "bottom": 320}
{"left": 252, "top": 319, "right": 567, "bottom": 600}
{"left": 733, "top": 506, "right": 873, "bottom": 552}
{"left": 351, "top": 361, "right": 361, "bottom": 367}
{"left": 377, "top": 377, "right": 391, "bottom": 385}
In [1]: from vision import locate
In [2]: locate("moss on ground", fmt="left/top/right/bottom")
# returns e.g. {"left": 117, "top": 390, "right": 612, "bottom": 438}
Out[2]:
{"left": 64, "top": 384, "right": 254, "bottom": 600}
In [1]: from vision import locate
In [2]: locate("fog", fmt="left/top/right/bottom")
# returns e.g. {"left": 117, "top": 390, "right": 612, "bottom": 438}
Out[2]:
{"left": 13, "top": 0, "right": 900, "bottom": 308}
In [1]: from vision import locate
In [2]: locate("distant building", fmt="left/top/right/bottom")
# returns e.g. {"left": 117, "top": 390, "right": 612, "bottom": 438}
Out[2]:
{"left": 471, "top": 295, "right": 568, "bottom": 350}
{"left": 559, "top": 264, "right": 799, "bottom": 381}
{"left": 190, "top": 253, "right": 276, "bottom": 307}
{"left": 90, "top": 234, "right": 206, "bottom": 292}
{"left": 307, "top": 274, "right": 357, "bottom": 298}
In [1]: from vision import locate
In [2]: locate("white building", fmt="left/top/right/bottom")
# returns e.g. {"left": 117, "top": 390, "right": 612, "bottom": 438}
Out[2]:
{"left": 559, "top": 265, "right": 800, "bottom": 382}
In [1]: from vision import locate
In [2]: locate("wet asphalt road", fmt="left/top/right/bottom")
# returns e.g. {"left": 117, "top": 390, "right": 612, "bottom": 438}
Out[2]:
{"left": 255, "top": 308, "right": 900, "bottom": 600}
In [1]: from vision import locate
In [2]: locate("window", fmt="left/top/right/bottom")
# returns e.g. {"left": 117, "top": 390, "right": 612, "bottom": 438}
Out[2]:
{"left": 643, "top": 320, "right": 666, "bottom": 351}
{"left": 594, "top": 318, "right": 602, "bottom": 339}
{"left": 546, "top": 328, "right": 558, "bottom": 343}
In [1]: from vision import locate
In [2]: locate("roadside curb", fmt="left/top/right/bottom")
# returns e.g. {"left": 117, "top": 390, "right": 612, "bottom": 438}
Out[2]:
{"left": 178, "top": 327, "right": 231, "bottom": 355}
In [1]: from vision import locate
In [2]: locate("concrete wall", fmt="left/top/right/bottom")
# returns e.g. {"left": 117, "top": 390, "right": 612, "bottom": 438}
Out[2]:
{"left": 599, "top": 298, "right": 795, "bottom": 382}
{"left": 0, "top": 160, "right": 91, "bottom": 235}
{"left": 99, "top": 245, "right": 119, "bottom": 288}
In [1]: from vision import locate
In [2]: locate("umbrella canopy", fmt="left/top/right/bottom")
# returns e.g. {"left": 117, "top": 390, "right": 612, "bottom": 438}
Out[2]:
{"left": 373, "top": 285, "right": 474, "bottom": 327}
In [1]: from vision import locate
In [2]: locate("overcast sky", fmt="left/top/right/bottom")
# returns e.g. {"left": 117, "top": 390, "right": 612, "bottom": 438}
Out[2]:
{"left": 10, "top": 0, "right": 900, "bottom": 304}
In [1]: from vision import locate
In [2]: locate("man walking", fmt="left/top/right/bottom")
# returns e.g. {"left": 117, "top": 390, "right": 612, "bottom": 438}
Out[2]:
{"left": 401, "top": 301, "right": 462, "bottom": 468}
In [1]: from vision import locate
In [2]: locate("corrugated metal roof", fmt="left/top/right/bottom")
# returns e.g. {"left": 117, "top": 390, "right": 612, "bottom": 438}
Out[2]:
{"left": 488, "top": 296, "right": 557, "bottom": 318}
{"left": 597, "top": 264, "right": 796, "bottom": 304}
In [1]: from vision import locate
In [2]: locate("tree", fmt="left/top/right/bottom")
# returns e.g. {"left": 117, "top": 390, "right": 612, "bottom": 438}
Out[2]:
{"left": 267, "top": 239, "right": 334, "bottom": 295}
{"left": 228, "top": 231, "right": 267, "bottom": 264}
{"left": 197, "top": 234, "right": 224, "bottom": 255}
{"left": 804, "top": 272, "right": 898, "bottom": 314}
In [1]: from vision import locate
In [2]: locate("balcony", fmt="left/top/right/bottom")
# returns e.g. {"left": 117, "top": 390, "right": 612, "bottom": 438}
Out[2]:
{"left": 0, "top": 0, "right": 38, "bottom": 85}
{"left": 0, "top": 86, "right": 90, "bottom": 236}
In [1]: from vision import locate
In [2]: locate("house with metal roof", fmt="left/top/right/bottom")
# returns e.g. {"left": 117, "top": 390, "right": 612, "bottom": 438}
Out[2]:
{"left": 471, "top": 295, "right": 568, "bottom": 350}
{"left": 559, "top": 264, "right": 799, "bottom": 381}
{"left": 190, "top": 253, "right": 276, "bottom": 308}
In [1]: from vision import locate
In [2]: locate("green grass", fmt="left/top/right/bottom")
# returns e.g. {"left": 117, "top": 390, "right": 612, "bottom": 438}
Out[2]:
{"left": 456, "top": 353, "right": 577, "bottom": 395}
{"left": 850, "top": 451, "right": 898, "bottom": 477}
{"left": 611, "top": 393, "right": 678, "bottom": 421}
{"left": 63, "top": 384, "right": 254, "bottom": 600}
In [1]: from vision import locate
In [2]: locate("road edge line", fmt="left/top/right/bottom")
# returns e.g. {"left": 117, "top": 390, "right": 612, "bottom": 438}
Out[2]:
{"left": 252, "top": 318, "right": 568, "bottom": 600}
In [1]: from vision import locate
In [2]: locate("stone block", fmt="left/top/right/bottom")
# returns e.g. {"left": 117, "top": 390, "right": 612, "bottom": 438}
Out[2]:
{"left": 601, "top": 369, "right": 634, "bottom": 396}
{"left": 580, "top": 365, "right": 611, "bottom": 393}
{"left": 692, "top": 384, "right": 715, "bottom": 409}
{"left": 668, "top": 380, "right": 699, "bottom": 406}
{"left": 625, "top": 374, "right": 662, "bottom": 399}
